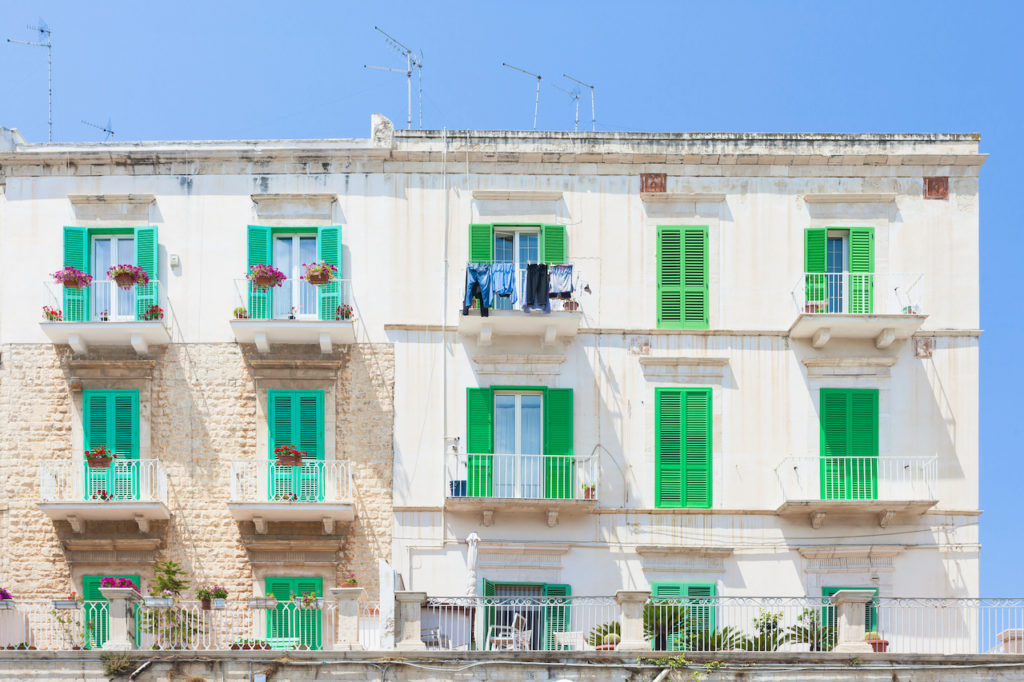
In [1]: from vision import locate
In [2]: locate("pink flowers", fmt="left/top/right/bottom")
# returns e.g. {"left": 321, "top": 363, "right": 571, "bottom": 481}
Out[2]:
{"left": 51, "top": 266, "right": 93, "bottom": 289}
{"left": 247, "top": 264, "right": 287, "bottom": 290}
{"left": 345, "top": 573, "right": 358, "bottom": 585}
{"left": 335, "top": 304, "right": 353, "bottom": 321}
{"left": 99, "top": 577, "right": 138, "bottom": 590}
{"left": 0, "top": 588, "right": 12, "bottom": 600}
{"left": 141, "top": 304, "right": 164, "bottom": 320}
{"left": 42, "top": 306, "right": 63, "bottom": 321}
{"left": 107, "top": 264, "right": 149, "bottom": 289}
{"left": 303, "top": 261, "right": 337, "bottom": 286}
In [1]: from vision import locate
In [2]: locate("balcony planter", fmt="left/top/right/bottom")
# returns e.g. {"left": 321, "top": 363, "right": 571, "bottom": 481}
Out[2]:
{"left": 52, "top": 266, "right": 93, "bottom": 290}
{"left": 85, "top": 446, "right": 115, "bottom": 469}
{"left": 212, "top": 598, "right": 227, "bottom": 610}
{"left": 0, "top": 600, "right": 13, "bottom": 611}
{"left": 52, "top": 599, "right": 80, "bottom": 610}
{"left": 87, "top": 457, "right": 112, "bottom": 468}
{"left": 274, "top": 445, "right": 307, "bottom": 467}
{"left": 200, "top": 598, "right": 212, "bottom": 610}
{"left": 293, "top": 596, "right": 324, "bottom": 609}
{"left": 304, "top": 261, "right": 337, "bottom": 287}
{"left": 144, "top": 597, "right": 174, "bottom": 608}
{"left": 865, "top": 632, "right": 889, "bottom": 652}
{"left": 247, "top": 598, "right": 277, "bottom": 610}
{"left": 247, "top": 264, "right": 287, "bottom": 292}
{"left": 582, "top": 485, "right": 596, "bottom": 500}
{"left": 107, "top": 264, "right": 149, "bottom": 290}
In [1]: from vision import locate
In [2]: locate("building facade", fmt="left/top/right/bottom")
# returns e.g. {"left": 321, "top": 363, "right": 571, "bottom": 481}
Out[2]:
{"left": 0, "top": 121, "right": 982, "bottom": 641}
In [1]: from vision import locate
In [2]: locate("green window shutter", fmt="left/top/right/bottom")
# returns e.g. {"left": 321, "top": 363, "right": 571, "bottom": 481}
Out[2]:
{"left": 804, "top": 228, "right": 827, "bottom": 305}
{"left": 468, "top": 224, "right": 494, "bottom": 263}
{"left": 683, "top": 389, "right": 711, "bottom": 508}
{"left": 651, "top": 582, "right": 716, "bottom": 650}
{"left": 294, "top": 577, "right": 324, "bottom": 650}
{"left": 542, "top": 583, "right": 571, "bottom": 651}
{"left": 268, "top": 391, "right": 325, "bottom": 501}
{"left": 63, "top": 226, "right": 90, "bottom": 321}
{"left": 317, "top": 225, "right": 342, "bottom": 321}
{"left": 681, "top": 226, "right": 709, "bottom": 328}
{"left": 820, "top": 389, "right": 878, "bottom": 500}
{"left": 247, "top": 225, "right": 272, "bottom": 319}
{"left": 848, "top": 227, "right": 875, "bottom": 314}
{"left": 685, "top": 584, "right": 716, "bottom": 633}
{"left": 655, "top": 389, "right": 683, "bottom": 508}
{"left": 658, "top": 225, "right": 708, "bottom": 329}
{"left": 84, "top": 390, "right": 140, "bottom": 502}
{"left": 540, "top": 224, "right": 567, "bottom": 264}
{"left": 82, "top": 574, "right": 140, "bottom": 649}
{"left": 265, "top": 577, "right": 295, "bottom": 647}
{"left": 481, "top": 579, "right": 496, "bottom": 646}
{"left": 466, "top": 388, "right": 494, "bottom": 497}
{"left": 656, "top": 388, "right": 712, "bottom": 509}
{"left": 822, "top": 587, "right": 877, "bottom": 632}
{"left": 543, "top": 388, "right": 574, "bottom": 500}
{"left": 133, "top": 226, "right": 159, "bottom": 320}
{"left": 657, "top": 226, "right": 683, "bottom": 328}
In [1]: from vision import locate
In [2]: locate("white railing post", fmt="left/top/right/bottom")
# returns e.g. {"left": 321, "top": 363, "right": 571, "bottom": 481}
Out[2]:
{"left": 394, "top": 591, "right": 427, "bottom": 651}
{"left": 98, "top": 588, "right": 142, "bottom": 651}
{"left": 831, "top": 589, "right": 875, "bottom": 653}
{"left": 616, "top": 590, "right": 651, "bottom": 651}
{"left": 330, "top": 587, "right": 366, "bottom": 651}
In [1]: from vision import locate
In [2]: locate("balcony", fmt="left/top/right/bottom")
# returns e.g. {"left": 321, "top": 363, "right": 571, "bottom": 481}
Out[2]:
{"left": 444, "top": 452, "right": 598, "bottom": 526}
{"left": 40, "top": 281, "right": 171, "bottom": 355}
{"left": 774, "top": 455, "right": 938, "bottom": 528}
{"left": 229, "top": 279, "right": 355, "bottom": 353}
{"left": 227, "top": 460, "right": 354, "bottom": 534}
{"left": 37, "top": 459, "right": 170, "bottom": 533}
{"left": 789, "top": 272, "right": 926, "bottom": 348}
{"left": 456, "top": 262, "right": 584, "bottom": 346}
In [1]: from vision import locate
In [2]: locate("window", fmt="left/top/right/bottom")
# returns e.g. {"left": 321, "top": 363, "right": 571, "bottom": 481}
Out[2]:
{"left": 82, "top": 574, "right": 141, "bottom": 648}
{"left": 267, "top": 390, "right": 324, "bottom": 501}
{"left": 83, "top": 390, "right": 140, "bottom": 501}
{"left": 820, "top": 389, "right": 879, "bottom": 500}
{"left": 482, "top": 580, "right": 570, "bottom": 651}
{"left": 804, "top": 227, "right": 874, "bottom": 314}
{"left": 822, "top": 586, "right": 878, "bottom": 632}
{"left": 467, "top": 224, "right": 568, "bottom": 310}
{"left": 657, "top": 225, "right": 708, "bottom": 329}
{"left": 649, "top": 582, "right": 716, "bottom": 651}
{"left": 493, "top": 229, "right": 539, "bottom": 311}
{"left": 655, "top": 388, "right": 711, "bottom": 509}
{"left": 246, "top": 225, "right": 342, "bottom": 321}
{"left": 61, "top": 226, "right": 158, "bottom": 322}
{"left": 465, "top": 386, "right": 573, "bottom": 499}
{"left": 265, "top": 576, "right": 322, "bottom": 650}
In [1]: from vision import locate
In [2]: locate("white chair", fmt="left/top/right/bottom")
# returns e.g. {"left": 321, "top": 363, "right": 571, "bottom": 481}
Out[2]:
{"left": 487, "top": 613, "right": 532, "bottom": 650}
{"left": 553, "top": 631, "right": 588, "bottom": 650}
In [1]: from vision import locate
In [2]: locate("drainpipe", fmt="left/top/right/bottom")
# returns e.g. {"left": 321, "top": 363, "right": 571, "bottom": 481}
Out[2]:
{"left": 440, "top": 128, "right": 449, "bottom": 552}
{"left": 128, "top": 659, "right": 152, "bottom": 680}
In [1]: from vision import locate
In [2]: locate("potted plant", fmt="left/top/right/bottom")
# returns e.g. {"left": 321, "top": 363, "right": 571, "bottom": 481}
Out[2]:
{"left": 52, "top": 592, "right": 82, "bottom": 610}
{"left": 107, "top": 264, "right": 149, "bottom": 289}
{"left": 52, "top": 266, "right": 93, "bottom": 290}
{"left": 100, "top": 577, "right": 139, "bottom": 591}
{"left": 42, "top": 306, "right": 63, "bottom": 321}
{"left": 0, "top": 587, "right": 13, "bottom": 610}
{"left": 274, "top": 444, "right": 306, "bottom": 467}
{"left": 582, "top": 483, "right": 596, "bottom": 500}
{"left": 247, "top": 594, "right": 277, "bottom": 610}
{"left": 274, "top": 492, "right": 298, "bottom": 501}
{"left": 288, "top": 306, "right": 297, "bottom": 320}
{"left": 231, "top": 638, "right": 271, "bottom": 650}
{"left": 294, "top": 591, "right": 323, "bottom": 609}
{"left": 145, "top": 588, "right": 175, "bottom": 608}
{"left": 303, "top": 261, "right": 337, "bottom": 286}
{"left": 344, "top": 573, "right": 358, "bottom": 586}
{"left": 247, "top": 264, "right": 287, "bottom": 291}
{"left": 233, "top": 307, "right": 248, "bottom": 320}
{"left": 85, "top": 446, "right": 116, "bottom": 468}
{"left": 563, "top": 299, "right": 580, "bottom": 311}
{"left": 141, "top": 304, "right": 164, "bottom": 321}
{"left": 90, "top": 489, "right": 113, "bottom": 501}
{"left": 197, "top": 586, "right": 228, "bottom": 610}
{"left": 865, "top": 631, "right": 889, "bottom": 652}
{"left": 335, "top": 304, "right": 353, "bottom": 321}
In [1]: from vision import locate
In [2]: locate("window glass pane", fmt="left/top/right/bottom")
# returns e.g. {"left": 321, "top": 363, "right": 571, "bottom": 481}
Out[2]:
{"left": 827, "top": 237, "right": 844, "bottom": 313}
{"left": 520, "top": 395, "right": 542, "bottom": 455}
{"left": 298, "top": 237, "right": 318, "bottom": 316}
{"left": 117, "top": 238, "right": 135, "bottom": 266}
{"left": 519, "top": 233, "right": 539, "bottom": 264}
{"left": 93, "top": 238, "right": 112, "bottom": 274}
{"left": 274, "top": 238, "right": 293, "bottom": 318}
{"left": 299, "top": 237, "right": 317, "bottom": 266}
{"left": 494, "top": 233, "right": 514, "bottom": 263}
{"left": 494, "top": 395, "right": 515, "bottom": 454}
{"left": 92, "top": 239, "right": 112, "bottom": 321}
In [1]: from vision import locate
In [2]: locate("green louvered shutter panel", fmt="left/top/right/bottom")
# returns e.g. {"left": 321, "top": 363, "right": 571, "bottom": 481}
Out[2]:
{"left": 657, "top": 226, "right": 683, "bottom": 328}
{"left": 685, "top": 584, "right": 716, "bottom": 634}
{"left": 83, "top": 391, "right": 110, "bottom": 501}
{"left": 543, "top": 388, "right": 573, "bottom": 499}
{"left": 804, "top": 228, "right": 827, "bottom": 306}
{"left": 83, "top": 391, "right": 139, "bottom": 501}
{"left": 822, "top": 587, "right": 877, "bottom": 632}
{"left": 466, "top": 388, "right": 494, "bottom": 497}
{"left": 62, "top": 226, "right": 90, "bottom": 321}
{"left": 849, "top": 390, "right": 879, "bottom": 500}
{"left": 294, "top": 577, "right": 323, "bottom": 650}
{"left": 820, "top": 389, "right": 849, "bottom": 500}
{"left": 848, "top": 227, "right": 875, "bottom": 314}
{"left": 297, "top": 392, "right": 325, "bottom": 501}
{"left": 268, "top": 391, "right": 297, "bottom": 501}
{"left": 133, "top": 226, "right": 158, "bottom": 321}
{"left": 650, "top": 583, "right": 684, "bottom": 651}
{"left": 468, "top": 224, "right": 494, "bottom": 263}
{"left": 820, "top": 389, "right": 878, "bottom": 500}
{"left": 265, "top": 577, "right": 296, "bottom": 648}
{"left": 681, "top": 226, "right": 709, "bottom": 329}
{"left": 655, "top": 389, "right": 683, "bottom": 508}
{"left": 481, "top": 579, "right": 496, "bottom": 648}
{"left": 540, "top": 224, "right": 567, "bottom": 264}
{"left": 247, "top": 225, "right": 272, "bottom": 319}
{"left": 683, "top": 389, "right": 712, "bottom": 508}
{"left": 317, "top": 225, "right": 342, "bottom": 321}
{"left": 82, "top": 574, "right": 140, "bottom": 649}
{"left": 542, "top": 583, "right": 571, "bottom": 651}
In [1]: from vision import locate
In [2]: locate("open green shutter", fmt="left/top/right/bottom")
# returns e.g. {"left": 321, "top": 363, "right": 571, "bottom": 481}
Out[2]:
{"left": 247, "top": 225, "right": 272, "bottom": 319}
{"left": 681, "top": 226, "right": 709, "bottom": 329}
{"left": 467, "top": 388, "right": 494, "bottom": 497}
{"left": 657, "top": 226, "right": 683, "bottom": 328}
{"left": 468, "top": 224, "right": 494, "bottom": 263}
{"left": 655, "top": 389, "right": 683, "bottom": 508}
{"left": 268, "top": 391, "right": 295, "bottom": 501}
{"left": 63, "top": 226, "right": 90, "bottom": 321}
{"left": 685, "top": 584, "right": 716, "bottom": 633}
{"left": 317, "top": 225, "right": 342, "bottom": 321}
{"left": 543, "top": 388, "right": 574, "bottom": 499}
{"left": 683, "top": 389, "right": 712, "bottom": 508}
{"left": 804, "top": 228, "right": 827, "bottom": 305}
{"left": 848, "top": 227, "right": 875, "bottom": 314}
{"left": 542, "top": 583, "right": 571, "bottom": 650}
{"left": 134, "top": 226, "right": 158, "bottom": 321}
{"left": 481, "top": 579, "right": 496, "bottom": 647}
{"left": 540, "top": 224, "right": 567, "bottom": 264}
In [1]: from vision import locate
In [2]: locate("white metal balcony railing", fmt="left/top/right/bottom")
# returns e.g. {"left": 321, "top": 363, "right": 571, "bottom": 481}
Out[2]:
{"left": 445, "top": 452, "right": 599, "bottom": 502}
{"left": 775, "top": 456, "right": 938, "bottom": 503}
{"left": 232, "top": 279, "right": 351, "bottom": 322}
{"left": 43, "top": 280, "right": 165, "bottom": 324}
{"left": 39, "top": 459, "right": 168, "bottom": 503}
{"left": 791, "top": 272, "right": 923, "bottom": 316}
{"left": 463, "top": 261, "right": 583, "bottom": 313}
{"left": 228, "top": 460, "right": 353, "bottom": 504}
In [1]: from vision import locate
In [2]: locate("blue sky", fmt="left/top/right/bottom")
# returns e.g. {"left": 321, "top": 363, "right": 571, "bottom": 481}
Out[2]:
{"left": 3, "top": 1, "right": 1020, "bottom": 594}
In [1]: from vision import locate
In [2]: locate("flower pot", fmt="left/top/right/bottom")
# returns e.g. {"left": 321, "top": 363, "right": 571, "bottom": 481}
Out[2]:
{"left": 583, "top": 488, "right": 595, "bottom": 500}
{"left": 213, "top": 598, "right": 226, "bottom": 610}
{"left": 52, "top": 599, "right": 80, "bottom": 610}
{"left": 230, "top": 643, "right": 243, "bottom": 650}
{"left": 307, "top": 270, "right": 333, "bottom": 286}
{"left": 62, "top": 281, "right": 85, "bottom": 290}
{"left": 253, "top": 275, "right": 275, "bottom": 290}
{"left": 0, "top": 600, "right": 13, "bottom": 610}
{"left": 113, "top": 273, "right": 136, "bottom": 289}
{"left": 200, "top": 598, "right": 211, "bottom": 611}
{"left": 276, "top": 454, "right": 303, "bottom": 467}
{"left": 595, "top": 644, "right": 617, "bottom": 651}
{"left": 867, "top": 639, "right": 889, "bottom": 652}
{"left": 144, "top": 597, "right": 174, "bottom": 608}
{"left": 247, "top": 598, "right": 276, "bottom": 609}
{"left": 294, "top": 597, "right": 323, "bottom": 609}
{"left": 86, "top": 457, "right": 112, "bottom": 468}
{"left": 563, "top": 300, "right": 579, "bottom": 311}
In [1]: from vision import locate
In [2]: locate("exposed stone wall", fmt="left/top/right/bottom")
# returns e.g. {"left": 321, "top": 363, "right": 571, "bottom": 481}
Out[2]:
{"left": 0, "top": 342, "right": 393, "bottom": 602}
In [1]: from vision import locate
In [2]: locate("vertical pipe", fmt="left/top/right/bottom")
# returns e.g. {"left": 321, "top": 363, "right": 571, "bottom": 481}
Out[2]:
{"left": 440, "top": 128, "right": 449, "bottom": 547}
{"left": 533, "top": 77, "right": 540, "bottom": 130}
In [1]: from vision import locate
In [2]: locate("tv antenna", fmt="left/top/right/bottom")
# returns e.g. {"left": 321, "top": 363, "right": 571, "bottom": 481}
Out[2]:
{"left": 502, "top": 63, "right": 541, "bottom": 130}
{"left": 563, "top": 74, "right": 595, "bottom": 132}
{"left": 364, "top": 26, "right": 423, "bottom": 129}
{"left": 8, "top": 19, "right": 53, "bottom": 141}
{"left": 82, "top": 118, "right": 114, "bottom": 141}
{"left": 550, "top": 83, "right": 580, "bottom": 132}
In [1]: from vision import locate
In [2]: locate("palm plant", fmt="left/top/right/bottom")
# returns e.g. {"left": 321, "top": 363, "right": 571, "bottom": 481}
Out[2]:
{"left": 782, "top": 607, "right": 837, "bottom": 651}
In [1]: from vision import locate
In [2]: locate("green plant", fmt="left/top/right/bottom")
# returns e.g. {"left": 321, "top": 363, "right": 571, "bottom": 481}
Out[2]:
{"left": 233, "top": 306, "right": 248, "bottom": 319}
{"left": 587, "top": 621, "right": 619, "bottom": 647}
{"left": 196, "top": 585, "right": 228, "bottom": 600}
{"left": 782, "top": 607, "right": 837, "bottom": 652}
{"left": 151, "top": 561, "right": 190, "bottom": 596}
{"left": 100, "top": 652, "right": 134, "bottom": 677}
{"left": 140, "top": 561, "right": 201, "bottom": 650}
{"left": 865, "top": 631, "right": 880, "bottom": 640}
{"left": 603, "top": 632, "right": 621, "bottom": 646}
{"left": 743, "top": 610, "right": 784, "bottom": 651}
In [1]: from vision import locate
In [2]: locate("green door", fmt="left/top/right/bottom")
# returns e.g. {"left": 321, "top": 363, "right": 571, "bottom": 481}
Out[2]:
{"left": 267, "top": 391, "right": 324, "bottom": 501}
{"left": 822, "top": 586, "right": 878, "bottom": 632}
{"left": 83, "top": 390, "right": 140, "bottom": 501}
{"left": 82, "top": 574, "right": 140, "bottom": 649}
{"left": 265, "top": 577, "right": 323, "bottom": 650}
{"left": 820, "top": 389, "right": 878, "bottom": 500}
{"left": 651, "top": 582, "right": 716, "bottom": 651}
{"left": 543, "top": 389, "right": 574, "bottom": 499}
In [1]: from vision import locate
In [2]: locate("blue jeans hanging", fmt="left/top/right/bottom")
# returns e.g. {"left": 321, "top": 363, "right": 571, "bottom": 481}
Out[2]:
{"left": 463, "top": 263, "right": 491, "bottom": 317}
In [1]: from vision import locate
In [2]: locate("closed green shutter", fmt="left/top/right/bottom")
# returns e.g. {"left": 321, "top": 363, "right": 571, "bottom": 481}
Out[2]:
{"left": 542, "top": 388, "right": 574, "bottom": 499}
{"left": 82, "top": 574, "right": 140, "bottom": 649}
{"left": 468, "top": 224, "right": 494, "bottom": 263}
{"left": 268, "top": 391, "right": 325, "bottom": 501}
{"left": 265, "top": 576, "right": 323, "bottom": 651}
{"left": 294, "top": 577, "right": 323, "bottom": 650}
{"left": 820, "top": 389, "right": 878, "bottom": 500}
{"left": 63, "top": 226, "right": 90, "bottom": 321}
{"left": 83, "top": 390, "right": 139, "bottom": 501}
{"left": 466, "top": 388, "right": 494, "bottom": 497}
{"left": 804, "top": 228, "right": 827, "bottom": 306}
{"left": 247, "top": 225, "right": 272, "bottom": 318}
{"left": 134, "top": 226, "right": 158, "bottom": 320}
{"left": 317, "top": 225, "right": 342, "bottom": 321}
{"left": 540, "top": 224, "right": 567, "bottom": 264}
{"left": 651, "top": 582, "right": 716, "bottom": 650}
{"left": 822, "top": 586, "right": 877, "bottom": 632}
{"left": 658, "top": 225, "right": 708, "bottom": 330}
{"left": 848, "top": 227, "right": 875, "bottom": 314}
{"left": 481, "top": 579, "right": 496, "bottom": 647}
{"left": 656, "top": 388, "right": 711, "bottom": 509}
{"left": 542, "top": 583, "right": 571, "bottom": 650}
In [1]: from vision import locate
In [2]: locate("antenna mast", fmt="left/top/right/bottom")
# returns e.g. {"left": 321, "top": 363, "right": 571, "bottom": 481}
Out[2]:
{"left": 364, "top": 26, "right": 423, "bottom": 129}
{"left": 503, "top": 63, "right": 542, "bottom": 130}
{"left": 550, "top": 83, "right": 580, "bottom": 132}
{"left": 563, "top": 74, "right": 595, "bottom": 132}
{"left": 82, "top": 118, "right": 115, "bottom": 140}
{"left": 8, "top": 19, "right": 53, "bottom": 141}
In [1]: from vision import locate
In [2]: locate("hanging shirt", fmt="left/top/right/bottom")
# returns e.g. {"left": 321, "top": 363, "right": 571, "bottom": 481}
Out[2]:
{"left": 548, "top": 264, "right": 574, "bottom": 295}
{"left": 490, "top": 262, "right": 517, "bottom": 304}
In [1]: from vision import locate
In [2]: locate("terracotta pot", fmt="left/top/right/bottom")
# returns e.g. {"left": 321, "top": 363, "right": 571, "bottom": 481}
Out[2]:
{"left": 583, "top": 488, "right": 595, "bottom": 500}
{"left": 595, "top": 644, "right": 617, "bottom": 651}
{"left": 276, "top": 454, "right": 303, "bottom": 467}
{"left": 563, "top": 300, "right": 579, "bottom": 311}
{"left": 253, "top": 275, "right": 276, "bottom": 290}
{"left": 62, "top": 281, "right": 85, "bottom": 290}
{"left": 867, "top": 639, "right": 889, "bottom": 652}
{"left": 86, "top": 456, "right": 112, "bottom": 468}
{"left": 113, "top": 273, "right": 136, "bottom": 289}
{"left": 307, "top": 270, "right": 333, "bottom": 286}
{"left": 200, "top": 598, "right": 211, "bottom": 611}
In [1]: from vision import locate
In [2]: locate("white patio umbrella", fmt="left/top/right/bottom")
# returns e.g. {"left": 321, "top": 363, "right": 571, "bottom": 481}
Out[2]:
{"left": 465, "top": 532, "right": 480, "bottom": 595}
